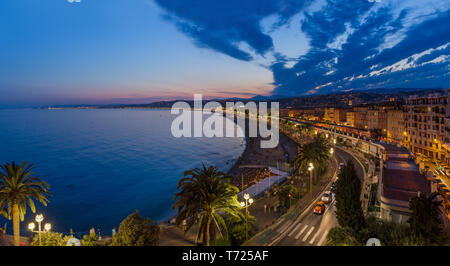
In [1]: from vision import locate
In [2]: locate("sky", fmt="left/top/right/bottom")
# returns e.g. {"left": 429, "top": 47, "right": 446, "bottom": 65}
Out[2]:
{"left": 0, "top": 0, "right": 449, "bottom": 107}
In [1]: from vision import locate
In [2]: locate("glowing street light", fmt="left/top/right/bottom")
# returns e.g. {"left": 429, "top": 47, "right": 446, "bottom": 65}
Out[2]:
{"left": 330, "top": 148, "right": 334, "bottom": 154}
{"left": 28, "top": 214, "right": 51, "bottom": 246}
{"left": 44, "top": 223, "right": 52, "bottom": 231}
{"left": 308, "top": 163, "right": 314, "bottom": 200}
{"left": 28, "top": 222, "right": 35, "bottom": 231}
{"left": 240, "top": 193, "right": 253, "bottom": 242}
{"left": 36, "top": 214, "right": 43, "bottom": 223}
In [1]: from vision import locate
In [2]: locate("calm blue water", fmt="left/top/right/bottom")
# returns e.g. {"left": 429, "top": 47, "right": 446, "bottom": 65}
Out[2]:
{"left": 0, "top": 109, "right": 245, "bottom": 234}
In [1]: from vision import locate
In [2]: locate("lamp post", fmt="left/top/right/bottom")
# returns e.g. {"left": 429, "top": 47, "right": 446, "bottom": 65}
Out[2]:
{"left": 240, "top": 193, "right": 253, "bottom": 242}
{"left": 308, "top": 163, "right": 314, "bottom": 200}
{"left": 28, "top": 214, "right": 51, "bottom": 246}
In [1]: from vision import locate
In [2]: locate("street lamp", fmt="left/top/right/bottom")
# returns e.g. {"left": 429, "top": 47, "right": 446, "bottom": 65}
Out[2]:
{"left": 330, "top": 147, "right": 334, "bottom": 154}
{"left": 308, "top": 163, "right": 314, "bottom": 200}
{"left": 28, "top": 214, "right": 51, "bottom": 246}
{"left": 240, "top": 193, "right": 253, "bottom": 242}
{"left": 44, "top": 223, "right": 51, "bottom": 231}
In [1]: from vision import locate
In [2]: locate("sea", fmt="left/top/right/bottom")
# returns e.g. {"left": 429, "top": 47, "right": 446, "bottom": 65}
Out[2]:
{"left": 0, "top": 108, "right": 245, "bottom": 235}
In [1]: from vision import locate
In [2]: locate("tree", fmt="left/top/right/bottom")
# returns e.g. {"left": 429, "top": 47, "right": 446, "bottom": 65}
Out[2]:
{"left": 295, "top": 135, "right": 330, "bottom": 182}
{"left": 112, "top": 211, "right": 159, "bottom": 246}
{"left": 173, "top": 164, "right": 242, "bottom": 246}
{"left": 0, "top": 162, "right": 50, "bottom": 246}
{"left": 31, "top": 231, "right": 71, "bottom": 246}
{"left": 326, "top": 226, "right": 360, "bottom": 246}
{"left": 276, "top": 184, "right": 297, "bottom": 209}
{"left": 335, "top": 161, "right": 365, "bottom": 235}
{"left": 360, "top": 216, "right": 428, "bottom": 246}
{"left": 408, "top": 192, "right": 443, "bottom": 243}
{"left": 227, "top": 212, "right": 256, "bottom": 246}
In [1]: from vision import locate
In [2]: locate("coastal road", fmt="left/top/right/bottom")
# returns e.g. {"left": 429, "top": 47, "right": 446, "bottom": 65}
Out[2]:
{"left": 268, "top": 147, "right": 365, "bottom": 246}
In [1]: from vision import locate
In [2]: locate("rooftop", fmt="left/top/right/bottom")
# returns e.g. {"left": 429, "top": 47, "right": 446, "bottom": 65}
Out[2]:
{"left": 381, "top": 144, "right": 430, "bottom": 203}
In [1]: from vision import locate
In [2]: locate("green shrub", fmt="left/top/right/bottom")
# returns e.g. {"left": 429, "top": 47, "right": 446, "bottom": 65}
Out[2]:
{"left": 112, "top": 211, "right": 159, "bottom": 246}
{"left": 31, "top": 232, "right": 71, "bottom": 246}
{"left": 81, "top": 233, "right": 98, "bottom": 246}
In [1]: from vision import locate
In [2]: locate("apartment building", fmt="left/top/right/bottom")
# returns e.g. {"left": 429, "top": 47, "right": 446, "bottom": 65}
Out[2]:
{"left": 404, "top": 92, "right": 448, "bottom": 161}
{"left": 386, "top": 109, "right": 406, "bottom": 145}
{"left": 324, "top": 108, "right": 347, "bottom": 124}
{"left": 367, "top": 109, "right": 378, "bottom": 131}
{"left": 444, "top": 118, "right": 450, "bottom": 166}
{"left": 352, "top": 106, "right": 369, "bottom": 130}
{"left": 346, "top": 111, "right": 355, "bottom": 127}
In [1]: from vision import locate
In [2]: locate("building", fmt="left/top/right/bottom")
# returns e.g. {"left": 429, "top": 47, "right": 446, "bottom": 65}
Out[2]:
{"left": 346, "top": 111, "right": 355, "bottom": 127}
{"left": 386, "top": 109, "right": 405, "bottom": 145}
{"left": 284, "top": 108, "right": 323, "bottom": 120}
{"left": 366, "top": 105, "right": 397, "bottom": 140}
{"left": 444, "top": 117, "right": 450, "bottom": 166}
{"left": 367, "top": 109, "right": 380, "bottom": 131}
{"left": 352, "top": 106, "right": 369, "bottom": 130}
{"left": 404, "top": 92, "right": 447, "bottom": 161}
{"left": 324, "top": 108, "right": 347, "bottom": 124}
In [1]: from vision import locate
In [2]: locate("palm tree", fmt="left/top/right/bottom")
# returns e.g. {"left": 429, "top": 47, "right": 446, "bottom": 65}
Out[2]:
{"left": 408, "top": 192, "right": 442, "bottom": 243}
{"left": 0, "top": 162, "right": 50, "bottom": 246}
{"left": 173, "top": 164, "right": 242, "bottom": 246}
{"left": 295, "top": 135, "right": 331, "bottom": 179}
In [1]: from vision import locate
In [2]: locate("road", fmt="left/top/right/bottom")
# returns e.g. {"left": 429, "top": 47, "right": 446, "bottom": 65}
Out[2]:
{"left": 269, "top": 147, "right": 365, "bottom": 246}
{"left": 422, "top": 159, "right": 450, "bottom": 190}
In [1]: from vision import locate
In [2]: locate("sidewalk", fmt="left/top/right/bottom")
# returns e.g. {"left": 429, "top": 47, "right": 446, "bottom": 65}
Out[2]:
{"left": 158, "top": 223, "right": 199, "bottom": 246}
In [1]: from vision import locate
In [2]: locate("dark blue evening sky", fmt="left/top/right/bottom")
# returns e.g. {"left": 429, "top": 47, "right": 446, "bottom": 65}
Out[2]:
{"left": 0, "top": 0, "right": 449, "bottom": 107}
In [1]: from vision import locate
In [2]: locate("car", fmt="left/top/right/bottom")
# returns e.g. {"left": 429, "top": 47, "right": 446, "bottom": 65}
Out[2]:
{"left": 321, "top": 191, "right": 333, "bottom": 204}
{"left": 339, "top": 163, "right": 345, "bottom": 170}
{"left": 313, "top": 201, "right": 326, "bottom": 215}
{"left": 445, "top": 168, "right": 450, "bottom": 176}
{"left": 330, "top": 182, "right": 337, "bottom": 192}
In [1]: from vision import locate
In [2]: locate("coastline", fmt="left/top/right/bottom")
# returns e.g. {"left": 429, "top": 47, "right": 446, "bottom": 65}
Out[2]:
{"left": 227, "top": 132, "right": 298, "bottom": 191}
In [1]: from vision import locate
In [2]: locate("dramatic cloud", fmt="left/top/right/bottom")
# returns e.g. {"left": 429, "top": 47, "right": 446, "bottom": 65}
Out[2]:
{"left": 155, "top": 0, "right": 450, "bottom": 96}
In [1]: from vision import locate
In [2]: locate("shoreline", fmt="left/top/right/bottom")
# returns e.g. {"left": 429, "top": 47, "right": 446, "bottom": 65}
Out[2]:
{"left": 227, "top": 132, "right": 298, "bottom": 191}
{"left": 163, "top": 129, "right": 298, "bottom": 225}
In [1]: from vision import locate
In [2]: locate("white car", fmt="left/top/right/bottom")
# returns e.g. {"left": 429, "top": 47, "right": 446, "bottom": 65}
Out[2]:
{"left": 321, "top": 191, "right": 333, "bottom": 204}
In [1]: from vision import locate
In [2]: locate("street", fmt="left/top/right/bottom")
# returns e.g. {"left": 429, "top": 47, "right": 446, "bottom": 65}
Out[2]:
{"left": 268, "top": 147, "right": 365, "bottom": 246}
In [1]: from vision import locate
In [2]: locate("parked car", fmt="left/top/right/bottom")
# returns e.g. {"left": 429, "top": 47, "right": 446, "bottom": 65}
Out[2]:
{"left": 321, "top": 191, "right": 333, "bottom": 204}
{"left": 444, "top": 166, "right": 450, "bottom": 176}
{"left": 313, "top": 201, "right": 326, "bottom": 215}
{"left": 330, "top": 182, "right": 337, "bottom": 192}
